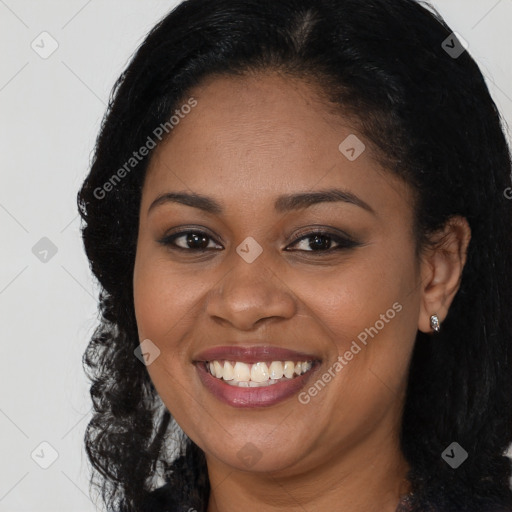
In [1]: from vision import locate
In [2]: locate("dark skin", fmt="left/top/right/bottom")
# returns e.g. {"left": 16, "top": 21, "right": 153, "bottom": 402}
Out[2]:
{"left": 133, "top": 72, "right": 471, "bottom": 512}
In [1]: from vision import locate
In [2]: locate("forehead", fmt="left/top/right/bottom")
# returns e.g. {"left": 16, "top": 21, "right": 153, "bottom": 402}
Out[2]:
{"left": 142, "top": 72, "right": 413, "bottom": 218}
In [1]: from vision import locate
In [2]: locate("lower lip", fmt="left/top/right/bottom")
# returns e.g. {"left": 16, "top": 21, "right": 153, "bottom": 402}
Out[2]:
{"left": 195, "top": 361, "right": 321, "bottom": 408}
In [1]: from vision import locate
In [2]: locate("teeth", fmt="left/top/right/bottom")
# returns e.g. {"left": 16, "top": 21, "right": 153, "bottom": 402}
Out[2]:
{"left": 233, "top": 361, "right": 251, "bottom": 382}
{"left": 213, "top": 361, "right": 223, "bottom": 379}
{"left": 250, "top": 362, "right": 269, "bottom": 382}
{"left": 283, "top": 361, "right": 295, "bottom": 378}
{"left": 206, "top": 360, "right": 314, "bottom": 387}
{"left": 269, "top": 361, "right": 284, "bottom": 379}
{"left": 223, "top": 361, "right": 234, "bottom": 381}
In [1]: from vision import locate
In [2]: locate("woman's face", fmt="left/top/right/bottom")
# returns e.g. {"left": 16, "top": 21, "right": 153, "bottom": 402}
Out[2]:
{"left": 133, "top": 72, "right": 423, "bottom": 476}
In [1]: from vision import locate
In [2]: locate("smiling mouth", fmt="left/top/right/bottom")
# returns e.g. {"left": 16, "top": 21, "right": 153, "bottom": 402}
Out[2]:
{"left": 203, "top": 359, "right": 315, "bottom": 387}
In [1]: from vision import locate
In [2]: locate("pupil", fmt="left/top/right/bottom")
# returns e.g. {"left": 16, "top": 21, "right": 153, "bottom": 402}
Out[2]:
{"left": 310, "top": 234, "right": 330, "bottom": 250}
{"left": 187, "top": 232, "right": 208, "bottom": 249}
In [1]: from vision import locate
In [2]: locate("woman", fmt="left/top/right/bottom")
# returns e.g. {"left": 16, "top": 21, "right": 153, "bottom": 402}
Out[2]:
{"left": 77, "top": 0, "right": 512, "bottom": 511}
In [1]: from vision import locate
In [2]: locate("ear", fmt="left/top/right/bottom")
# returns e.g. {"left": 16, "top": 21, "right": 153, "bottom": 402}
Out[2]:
{"left": 418, "top": 215, "right": 471, "bottom": 334}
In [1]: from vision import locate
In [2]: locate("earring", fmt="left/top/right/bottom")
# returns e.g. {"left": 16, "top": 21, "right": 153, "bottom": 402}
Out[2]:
{"left": 430, "top": 314, "right": 441, "bottom": 333}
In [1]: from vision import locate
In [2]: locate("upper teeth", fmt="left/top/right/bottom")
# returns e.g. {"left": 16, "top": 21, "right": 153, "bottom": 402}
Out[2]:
{"left": 207, "top": 360, "right": 313, "bottom": 385}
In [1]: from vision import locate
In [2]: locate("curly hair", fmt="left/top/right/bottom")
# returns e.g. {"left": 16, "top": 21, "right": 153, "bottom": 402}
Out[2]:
{"left": 77, "top": 0, "right": 512, "bottom": 511}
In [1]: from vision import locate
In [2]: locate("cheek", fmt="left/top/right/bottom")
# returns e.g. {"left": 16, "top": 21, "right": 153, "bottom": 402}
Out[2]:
{"left": 306, "top": 244, "right": 418, "bottom": 389}
{"left": 295, "top": 265, "right": 417, "bottom": 443}
{"left": 132, "top": 251, "right": 204, "bottom": 420}
{"left": 133, "top": 250, "right": 201, "bottom": 341}
{"left": 300, "top": 250, "right": 415, "bottom": 342}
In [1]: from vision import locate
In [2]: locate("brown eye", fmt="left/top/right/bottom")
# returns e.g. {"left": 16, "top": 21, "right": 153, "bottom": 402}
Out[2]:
{"left": 286, "top": 230, "right": 360, "bottom": 253}
{"left": 159, "top": 230, "right": 222, "bottom": 251}
{"left": 158, "top": 228, "right": 360, "bottom": 254}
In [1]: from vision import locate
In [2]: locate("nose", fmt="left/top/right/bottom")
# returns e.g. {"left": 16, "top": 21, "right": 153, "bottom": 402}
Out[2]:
{"left": 205, "top": 252, "right": 297, "bottom": 330}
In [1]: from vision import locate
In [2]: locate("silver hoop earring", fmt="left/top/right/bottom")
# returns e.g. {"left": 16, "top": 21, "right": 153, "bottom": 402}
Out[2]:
{"left": 430, "top": 314, "right": 441, "bottom": 333}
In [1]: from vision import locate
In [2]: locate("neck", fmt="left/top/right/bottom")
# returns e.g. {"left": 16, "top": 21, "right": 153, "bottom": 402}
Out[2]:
{"left": 205, "top": 429, "right": 411, "bottom": 512}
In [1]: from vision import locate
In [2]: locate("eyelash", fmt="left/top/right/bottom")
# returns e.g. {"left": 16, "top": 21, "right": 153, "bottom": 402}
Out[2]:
{"left": 158, "top": 228, "right": 360, "bottom": 254}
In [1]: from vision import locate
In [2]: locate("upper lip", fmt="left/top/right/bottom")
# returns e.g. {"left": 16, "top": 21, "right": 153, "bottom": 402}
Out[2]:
{"left": 193, "top": 345, "right": 321, "bottom": 364}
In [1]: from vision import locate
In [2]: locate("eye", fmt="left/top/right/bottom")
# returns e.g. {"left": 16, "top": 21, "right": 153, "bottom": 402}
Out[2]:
{"left": 158, "top": 230, "right": 222, "bottom": 252}
{"left": 158, "top": 228, "right": 360, "bottom": 254}
{"left": 286, "top": 229, "right": 360, "bottom": 253}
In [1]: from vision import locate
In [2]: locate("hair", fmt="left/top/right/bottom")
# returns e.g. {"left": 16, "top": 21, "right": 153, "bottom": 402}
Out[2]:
{"left": 77, "top": 0, "right": 512, "bottom": 511}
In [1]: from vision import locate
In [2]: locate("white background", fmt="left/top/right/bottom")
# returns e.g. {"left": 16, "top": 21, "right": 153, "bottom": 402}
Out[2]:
{"left": 1, "top": 1, "right": 511, "bottom": 510}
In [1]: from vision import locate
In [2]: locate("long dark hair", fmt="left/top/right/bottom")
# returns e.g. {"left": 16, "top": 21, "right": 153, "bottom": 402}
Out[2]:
{"left": 77, "top": 1, "right": 512, "bottom": 510}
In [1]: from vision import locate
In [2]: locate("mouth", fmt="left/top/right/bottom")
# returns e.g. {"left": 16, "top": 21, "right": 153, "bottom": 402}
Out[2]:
{"left": 203, "top": 359, "right": 314, "bottom": 387}
{"left": 193, "top": 345, "right": 322, "bottom": 408}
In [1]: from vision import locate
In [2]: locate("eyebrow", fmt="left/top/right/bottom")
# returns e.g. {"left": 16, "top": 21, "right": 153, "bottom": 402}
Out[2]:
{"left": 148, "top": 188, "right": 376, "bottom": 216}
